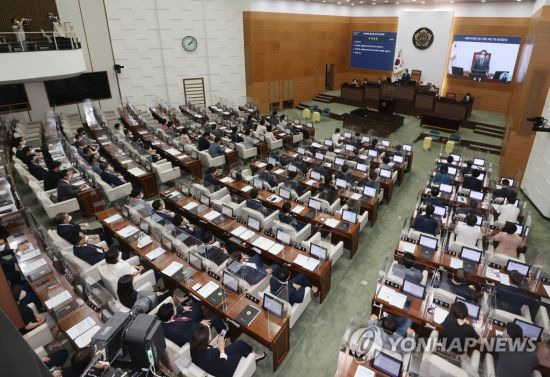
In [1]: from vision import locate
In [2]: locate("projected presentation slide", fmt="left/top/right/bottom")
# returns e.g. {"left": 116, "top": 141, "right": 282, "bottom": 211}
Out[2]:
{"left": 448, "top": 35, "right": 521, "bottom": 83}
{"left": 350, "top": 31, "right": 397, "bottom": 71}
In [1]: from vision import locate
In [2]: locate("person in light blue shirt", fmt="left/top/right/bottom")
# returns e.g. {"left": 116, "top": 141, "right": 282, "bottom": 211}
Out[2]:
{"left": 433, "top": 165, "right": 451, "bottom": 185}
{"left": 208, "top": 136, "right": 224, "bottom": 158}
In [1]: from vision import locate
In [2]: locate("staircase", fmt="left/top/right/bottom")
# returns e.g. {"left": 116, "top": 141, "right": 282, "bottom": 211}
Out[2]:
{"left": 313, "top": 93, "right": 333, "bottom": 103}
{"left": 473, "top": 123, "right": 506, "bottom": 139}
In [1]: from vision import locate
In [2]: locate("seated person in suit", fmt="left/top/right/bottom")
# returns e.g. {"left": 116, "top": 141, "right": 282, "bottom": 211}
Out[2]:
{"left": 463, "top": 169, "right": 484, "bottom": 192}
{"left": 278, "top": 201, "right": 306, "bottom": 231}
{"left": 393, "top": 144, "right": 406, "bottom": 158}
{"left": 100, "top": 162, "right": 125, "bottom": 187}
{"left": 245, "top": 188, "right": 264, "bottom": 211}
{"left": 495, "top": 203, "right": 520, "bottom": 225}
{"left": 90, "top": 154, "right": 101, "bottom": 175}
{"left": 433, "top": 165, "right": 451, "bottom": 185}
{"left": 190, "top": 324, "right": 266, "bottom": 377}
{"left": 461, "top": 160, "right": 474, "bottom": 176}
{"left": 27, "top": 154, "right": 47, "bottom": 181}
{"left": 455, "top": 199, "right": 483, "bottom": 218}
{"left": 230, "top": 126, "right": 243, "bottom": 143}
{"left": 353, "top": 132, "right": 363, "bottom": 149}
{"left": 198, "top": 131, "right": 211, "bottom": 151}
{"left": 13, "top": 137, "right": 25, "bottom": 160}
{"left": 152, "top": 199, "right": 173, "bottom": 224}
{"left": 81, "top": 146, "right": 96, "bottom": 164}
{"left": 318, "top": 174, "right": 339, "bottom": 205}
{"left": 173, "top": 213, "right": 205, "bottom": 241}
{"left": 493, "top": 222, "right": 525, "bottom": 258}
{"left": 493, "top": 179, "right": 517, "bottom": 204}
{"left": 55, "top": 212, "right": 108, "bottom": 245}
{"left": 128, "top": 188, "right": 154, "bottom": 216}
{"left": 226, "top": 252, "right": 269, "bottom": 286}
{"left": 57, "top": 169, "right": 81, "bottom": 202}
{"left": 208, "top": 136, "right": 225, "bottom": 158}
{"left": 441, "top": 268, "right": 480, "bottom": 303}
{"left": 285, "top": 172, "right": 307, "bottom": 197}
{"left": 44, "top": 161, "right": 63, "bottom": 191}
{"left": 472, "top": 50, "right": 490, "bottom": 73}
{"left": 265, "top": 125, "right": 276, "bottom": 141}
{"left": 269, "top": 110, "right": 279, "bottom": 126}
{"left": 258, "top": 163, "right": 279, "bottom": 188}
{"left": 270, "top": 265, "right": 318, "bottom": 305}
{"left": 325, "top": 145, "right": 337, "bottom": 160}
{"left": 0, "top": 238, "right": 26, "bottom": 285}
{"left": 454, "top": 214, "right": 482, "bottom": 247}
{"left": 230, "top": 252, "right": 278, "bottom": 277}
{"left": 391, "top": 253, "right": 423, "bottom": 284}
{"left": 400, "top": 68, "right": 411, "bottom": 82}
{"left": 242, "top": 129, "right": 256, "bottom": 149}
{"left": 367, "top": 313, "right": 415, "bottom": 352}
{"left": 412, "top": 204, "right": 439, "bottom": 236}
{"left": 424, "top": 187, "right": 444, "bottom": 207}
{"left": 12, "top": 284, "right": 58, "bottom": 339}
{"left": 157, "top": 300, "right": 226, "bottom": 347}
{"left": 461, "top": 92, "right": 473, "bottom": 104}
{"left": 335, "top": 165, "right": 352, "bottom": 183}
{"left": 493, "top": 322, "right": 539, "bottom": 377}
{"left": 440, "top": 301, "right": 480, "bottom": 354}
{"left": 204, "top": 167, "right": 223, "bottom": 191}
{"left": 379, "top": 155, "right": 393, "bottom": 172}
{"left": 72, "top": 233, "right": 106, "bottom": 266}
{"left": 196, "top": 232, "right": 230, "bottom": 266}
{"left": 104, "top": 246, "right": 143, "bottom": 279}
{"left": 495, "top": 270, "right": 532, "bottom": 315}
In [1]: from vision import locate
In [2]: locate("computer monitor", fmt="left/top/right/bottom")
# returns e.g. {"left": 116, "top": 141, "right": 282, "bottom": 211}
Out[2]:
{"left": 161, "top": 235, "right": 173, "bottom": 251}
{"left": 473, "top": 158, "right": 485, "bottom": 167}
{"left": 345, "top": 144, "right": 354, "bottom": 151}
{"left": 297, "top": 147, "right": 305, "bottom": 155}
{"left": 500, "top": 177, "right": 515, "bottom": 186}
{"left": 334, "top": 158, "right": 345, "bottom": 166}
{"left": 310, "top": 243, "right": 327, "bottom": 260}
{"left": 189, "top": 252, "right": 203, "bottom": 270}
{"left": 139, "top": 218, "right": 150, "bottom": 233}
{"left": 455, "top": 297, "right": 480, "bottom": 320}
{"left": 469, "top": 190, "right": 484, "bottom": 201}
{"left": 342, "top": 209, "right": 357, "bottom": 224}
{"left": 263, "top": 293, "right": 284, "bottom": 317}
{"left": 419, "top": 234, "right": 438, "bottom": 251}
{"left": 524, "top": 226, "right": 530, "bottom": 236}
{"left": 288, "top": 164, "right": 297, "bottom": 172}
{"left": 311, "top": 171, "right": 321, "bottom": 181}
{"left": 513, "top": 319, "right": 543, "bottom": 342}
{"left": 461, "top": 246, "right": 482, "bottom": 264}
{"left": 253, "top": 178, "right": 263, "bottom": 189}
{"left": 315, "top": 152, "right": 324, "bottom": 161}
{"left": 474, "top": 215, "right": 482, "bottom": 226}
{"left": 380, "top": 168, "right": 392, "bottom": 178}
{"left": 362, "top": 136, "right": 370, "bottom": 143}
{"left": 381, "top": 139, "right": 390, "bottom": 147}
{"left": 450, "top": 153, "right": 461, "bottom": 163}
{"left": 308, "top": 198, "right": 322, "bottom": 211}
{"left": 403, "top": 144, "right": 412, "bottom": 152}
{"left": 121, "top": 205, "right": 130, "bottom": 218}
{"left": 439, "top": 183, "right": 453, "bottom": 193}
{"left": 368, "top": 149, "right": 378, "bottom": 157}
{"left": 279, "top": 188, "right": 291, "bottom": 200}
{"left": 513, "top": 223, "right": 524, "bottom": 235}
{"left": 344, "top": 132, "right": 352, "bottom": 138}
{"left": 433, "top": 205, "right": 446, "bottom": 217}
{"left": 506, "top": 260, "right": 530, "bottom": 277}
{"left": 335, "top": 178, "right": 347, "bottom": 189}
{"left": 324, "top": 139, "right": 333, "bottom": 146}
{"left": 268, "top": 157, "right": 277, "bottom": 165}
{"left": 200, "top": 194, "right": 210, "bottom": 206}
{"left": 247, "top": 216, "right": 261, "bottom": 231}
{"left": 402, "top": 279, "right": 426, "bottom": 299}
{"left": 222, "top": 204, "right": 233, "bottom": 218}
{"left": 356, "top": 163, "right": 367, "bottom": 172}
{"left": 447, "top": 166, "right": 457, "bottom": 175}
{"left": 222, "top": 271, "right": 239, "bottom": 293}
{"left": 363, "top": 186, "right": 377, "bottom": 197}
{"left": 372, "top": 352, "right": 402, "bottom": 377}
{"left": 393, "top": 155, "right": 404, "bottom": 163}
{"left": 276, "top": 229, "right": 291, "bottom": 245}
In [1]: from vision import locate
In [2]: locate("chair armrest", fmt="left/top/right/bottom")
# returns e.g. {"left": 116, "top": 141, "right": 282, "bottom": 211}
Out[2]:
{"left": 234, "top": 353, "right": 257, "bottom": 377}
{"left": 23, "top": 324, "right": 53, "bottom": 350}
{"left": 134, "top": 270, "right": 156, "bottom": 291}
{"left": 126, "top": 256, "right": 140, "bottom": 266}
{"left": 34, "top": 346, "right": 47, "bottom": 358}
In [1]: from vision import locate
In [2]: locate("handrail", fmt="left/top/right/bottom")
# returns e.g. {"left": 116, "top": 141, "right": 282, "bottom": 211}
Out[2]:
{"left": 0, "top": 28, "right": 81, "bottom": 52}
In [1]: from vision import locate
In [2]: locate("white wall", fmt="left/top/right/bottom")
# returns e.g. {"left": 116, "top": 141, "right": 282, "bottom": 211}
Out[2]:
{"left": 394, "top": 11, "right": 453, "bottom": 86}
{"left": 521, "top": 88, "right": 550, "bottom": 218}
{"left": 104, "top": 0, "right": 249, "bottom": 109}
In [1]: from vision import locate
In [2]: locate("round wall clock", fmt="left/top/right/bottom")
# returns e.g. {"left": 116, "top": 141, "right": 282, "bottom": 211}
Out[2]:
{"left": 412, "top": 28, "right": 434, "bottom": 50}
{"left": 182, "top": 36, "right": 198, "bottom": 52}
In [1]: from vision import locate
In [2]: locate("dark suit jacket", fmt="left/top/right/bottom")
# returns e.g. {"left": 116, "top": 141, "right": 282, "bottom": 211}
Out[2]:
{"left": 162, "top": 321, "right": 200, "bottom": 347}
{"left": 101, "top": 171, "right": 124, "bottom": 187}
{"left": 279, "top": 212, "right": 299, "bottom": 230}
{"left": 401, "top": 72, "right": 411, "bottom": 81}
{"left": 57, "top": 223, "right": 83, "bottom": 245}
{"left": 204, "top": 174, "right": 222, "bottom": 191}
{"left": 198, "top": 137, "right": 210, "bottom": 151}
{"left": 258, "top": 172, "right": 278, "bottom": 188}
{"left": 57, "top": 180, "right": 80, "bottom": 202}
{"left": 191, "top": 347, "right": 242, "bottom": 377}
{"left": 73, "top": 245, "right": 104, "bottom": 265}
{"left": 473, "top": 57, "right": 490, "bottom": 71}
{"left": 412, "top": 215, "right": 438, "bottom": 236}
{"left": 270, "top": 277, "right": 304, "bottom": 306}
{"left": 462, "top": 175, "right": 483, "bottom": 192}
{"left": 335, "top": 171, "right": 351, "bottom": 182}
{"left": 493, "top": 187, "right": 517, "bottom": 204}
{"left": 230, "top": 133, "right": 243, "bottom": 143}
{"left": 28, "top": 163, "right": 47, "bottom": 181}
{"left": 494, "top": 348, "right": 538, "bottom": 377}
{"left": 288, "top": 180, "right": 306, "bottom": 196}
{"left": 44, "top": 170, "right": 62, "bottom": 191}
{"left": 496, "top": 284, "right": 537, "bottom": 315}
{"left": 318, "top": 184, "right": 338, "bottom": 204}
{"left": 246, "top": 199, "right": 263, "bottom": 212}
{"left": 154, "top": 210, "right": 173, "bottom": 224}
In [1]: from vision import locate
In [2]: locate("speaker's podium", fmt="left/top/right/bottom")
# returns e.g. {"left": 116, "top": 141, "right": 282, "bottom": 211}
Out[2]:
{"left": 378, "top": 98, "right": 396, "bottom": 115}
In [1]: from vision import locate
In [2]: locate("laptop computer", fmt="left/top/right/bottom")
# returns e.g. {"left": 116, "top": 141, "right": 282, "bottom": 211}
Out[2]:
{"left": 418, "top": 234, "right": 438, "bottom": 260}
{"left": 460, "top": 246, "right": 482, "bottom": 273}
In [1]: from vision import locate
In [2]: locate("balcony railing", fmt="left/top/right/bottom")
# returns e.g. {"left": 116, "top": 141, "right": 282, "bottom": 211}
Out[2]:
{"left": 0, "top": 27, "right": 81, "bottom": 53}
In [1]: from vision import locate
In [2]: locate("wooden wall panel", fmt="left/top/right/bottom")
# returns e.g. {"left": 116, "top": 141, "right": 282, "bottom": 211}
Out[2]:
{"left": 442, "top": 17, "right": 529, "bottom": 113}
{"left": 0, "top": 0, "right": 58, "bottom": 35}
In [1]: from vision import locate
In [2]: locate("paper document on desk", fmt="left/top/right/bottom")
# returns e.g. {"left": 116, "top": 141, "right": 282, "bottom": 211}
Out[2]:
{"left": 66, "top": 316, "right": 96, "bottom": 340}
{"left": 117, "top": 225, "right": 139, "bottom": 238}
{"left": 74, "top": 325, "right": 100, "bottom": 348}
{"left": 183, "top": 202, "right": 198, "bottom": 211}
{"left": 17, "top": 248, "right": 41, "bottom": 262}
{"left": 401, "top": 242, "right": 416, "bottom": 254}
{"left": 231, "top": 226, "right": 247, "bottom": 237}
{"left": 377, "top": 285, "right": 396, "bottom": 303}
{"left": 354, "top": 365, "right": 375, "bottom": 377}
{"left": 267, "top": 195, "right": 282, "bottom": 203}
{"left": 104, "top": 214, "right": 122, "bottom": 224}
{"left": 128, "top": 167, "right": 146, "bottom": 177}
{"left": 433, "top": 307, "right": 449, "bottom": 324}
{"left": 197, "top": 281, "right": 219, "bottom": 298}
{"left": 119, "top": 158, "right": 133, "bottom": 165}
{"left": 294, "top": 254, "right": 309, "bottom": 266}
{"left": 146, "top": 247, "right": 166, "bottom": 261}
{"left": 274, "top": 169, "right": 285, "bottom": 175}
{"left": 19, "top": 257, "right": 47, "bottom": 275}
{"left": 166, "top": 148, "right": 180, "bottom": 155}
{"left": 256, "top": 162, "right": 267, "bottom": 168}
{"left": 305, "top": 179, "right": 316, "bottom": 186}
{"left": 45, "top": 290, "right": 72, "bottom": 310}
{"left": 389, "top": 291, "right": 407, "bottom": 309}
{"left": 224, "top": 148, "right": 233, "bottom": 153}
{"left": 73, "top": 180, "right": 86, "bottom": 186}
{"left": 450, "top": 257, "right": 463, "bottom": 269}
{"left": 240, "top": 230, "right": 256, "bottom": 241}
{"left": 485, "top": 267, "right": 501, "bottom": 281}
{"left": 304, "top": 258, "right": 320, "bottom": 271}
{"left": 268, "top": 243, "right": 284, "bottom": 255}
{"left": 220, "top": 177, "right": 234, "bottom": 183}
{"left": 324, "top": 163, "right": 332, "bottom": 168}
{"left": 499, "top": 273, "right": 510, "bottom": 286}
{"left": 324, "top": 218, "right": 340, "bottom": 228}
{"left": 292, "top": 205, "right": 304, "bottom": 214}
{"left": 351, "top": 193, "right": 362, "bottom": 200}
{"left": 167, "top": 190, "right": 181, "bottom": 198}
{"left": 543, "top": 285, "right": 550, "bottom": 298}
{"left": 204, "top": 210, "right": 221, "bottom": 221}
{"left": 252, "top": 237, "right": 275, "bottom": 251}
{"left": 311, "top": 142, "right": 322, "bottom": 148}
{"left": 162, "top": 261, "right": 184, "bottom": 277}
{"left": 241, "top": 185, "right": 253, "bottom": 192}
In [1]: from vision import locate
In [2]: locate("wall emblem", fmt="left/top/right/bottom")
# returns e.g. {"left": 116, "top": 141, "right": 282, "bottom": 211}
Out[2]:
{"left": 412, "top": 28, "right": 434, "bottom": 50}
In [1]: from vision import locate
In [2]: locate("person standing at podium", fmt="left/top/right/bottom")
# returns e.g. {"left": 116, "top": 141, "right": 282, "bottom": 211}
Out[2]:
{"left": 401, "top": 69, "right": 411, "bottom": 82}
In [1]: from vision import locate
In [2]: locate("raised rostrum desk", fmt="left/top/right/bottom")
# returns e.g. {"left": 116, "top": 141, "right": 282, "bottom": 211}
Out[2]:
{"left": 421, "top": 112, "right": 462, "bottom": 132}
{"left": 96, "top": 208, "right": 290, "bottom": 370}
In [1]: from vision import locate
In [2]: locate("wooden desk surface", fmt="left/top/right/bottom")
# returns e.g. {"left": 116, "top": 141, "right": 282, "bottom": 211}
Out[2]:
{"left": 335, "top": 351, "right": 393, "bottom": 377}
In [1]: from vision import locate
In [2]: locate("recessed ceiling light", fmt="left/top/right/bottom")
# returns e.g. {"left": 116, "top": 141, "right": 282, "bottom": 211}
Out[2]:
{"left": 421, "top": 1, "right": 425, "bottom": 3}
{"left": 395, "top": 1, "right": 399, "bottom": 3}
{"left": 384, "top": 0, "right": 388, "bottom": 2}
{"left": 516, "top": 0, "right": 522, "bottom": 2}
{"left": 337, "top": 1, "right": 341, "bottom": 3}
{"left": 411, "top": 0, "right": 416, "bottom": 2}
{"left": 360, "top": 0, "right": 364, "bottom": 3}
{"left": 450, "top": 0, "right": 454, "bottom": 2}
{"left": 351, "top": 2, "right": 355, "bottom": 5}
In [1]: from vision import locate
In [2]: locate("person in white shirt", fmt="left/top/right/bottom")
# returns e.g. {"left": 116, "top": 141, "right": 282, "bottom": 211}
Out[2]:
{"left": 331, "top": 128, "right": 343, "bottom": 147}
{"left": 242, "top": 129, "right": 256, "bottom": 149}
{"left": 105, "top": 247, "right": 143, "bottom": 279}
{"left": 495, "top": 203, "right": 520, "bottom": 225}
{"left": 255, "top": 119, "right": 267, "bottom": 136}
{"left": 454, "top": 214, "right": 482, "bottom": 247}
{"left": 265, "top": 125, "right": 276, "bottom": 140}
